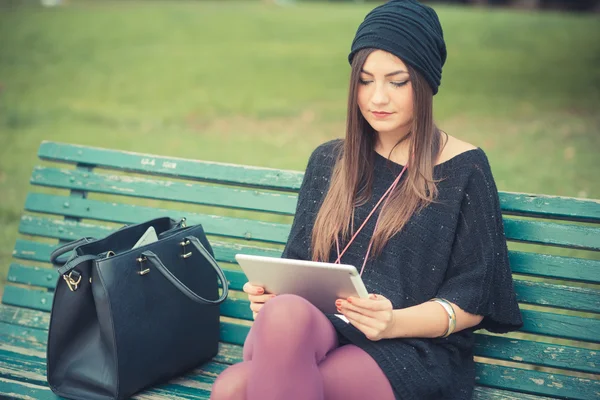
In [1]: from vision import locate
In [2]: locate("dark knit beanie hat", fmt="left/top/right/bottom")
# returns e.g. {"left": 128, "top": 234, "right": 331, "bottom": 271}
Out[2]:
{"left": 348, "top": 0, "right": 447, "bottom": 95}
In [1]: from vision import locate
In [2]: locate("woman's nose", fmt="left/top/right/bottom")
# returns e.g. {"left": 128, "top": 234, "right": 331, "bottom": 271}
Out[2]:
{"left": 371, "top": 84, "right": 389, "bottom": 105}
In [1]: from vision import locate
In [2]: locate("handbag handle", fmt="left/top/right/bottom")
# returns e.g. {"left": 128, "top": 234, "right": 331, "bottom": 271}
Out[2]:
{"left": 141, "top": 236, "right": 228, "bottom": 305}
{"left": 51, "top": 218, "right": 185, "bottom": 266}
{"left": 50, "top": 237, "right": 96, "bottom": 266}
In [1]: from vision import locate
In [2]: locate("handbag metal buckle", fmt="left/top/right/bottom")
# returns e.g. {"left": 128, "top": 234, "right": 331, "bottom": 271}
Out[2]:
{"left": 180, "top": 240, "right": 192, "bottom": 259}
{"left": 63, "top": 271, "right": 82, "bottom": 292}
{"left": 136, "top": 256, "right": 150, "bottom": 275}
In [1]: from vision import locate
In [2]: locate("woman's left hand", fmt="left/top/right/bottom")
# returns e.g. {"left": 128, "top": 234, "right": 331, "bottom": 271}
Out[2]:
{"left": 336, "top": 294, "right": 395, "bottom": 341}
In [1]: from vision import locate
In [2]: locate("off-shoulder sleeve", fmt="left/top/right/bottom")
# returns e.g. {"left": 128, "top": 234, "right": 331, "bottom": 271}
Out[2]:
{"left": 436, "top": 153, "right": 523, "bottom": 333}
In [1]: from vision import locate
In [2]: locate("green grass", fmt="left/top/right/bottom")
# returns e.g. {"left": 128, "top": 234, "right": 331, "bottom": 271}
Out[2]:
{"left": 1, "top": 0, "right": 599, "bottom": 290}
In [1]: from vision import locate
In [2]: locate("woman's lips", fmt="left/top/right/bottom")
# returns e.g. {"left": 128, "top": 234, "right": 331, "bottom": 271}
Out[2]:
{"left": 371, "top": 111, "right": 393, "bottom": 119}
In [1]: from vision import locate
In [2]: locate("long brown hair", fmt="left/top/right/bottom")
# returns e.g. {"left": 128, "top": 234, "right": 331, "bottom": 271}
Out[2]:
{"left": 311, "top": 48, "right": 444, "bottom": 262}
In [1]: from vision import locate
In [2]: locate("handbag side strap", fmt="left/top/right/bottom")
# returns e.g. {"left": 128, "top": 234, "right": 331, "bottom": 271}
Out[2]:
{"left": 55, "top": 254, "right": 98, "bottom": 292}
{"left": 141, "top": 237, "right": 228, "bottom": 305}
{"left": 57, "top": 254, "right": 98, "bottom": 276}
{"left": 50, "top": 237, "right": 96, "bottom": 266}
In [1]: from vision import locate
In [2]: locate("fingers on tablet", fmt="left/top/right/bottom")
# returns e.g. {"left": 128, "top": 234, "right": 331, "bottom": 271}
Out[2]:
{"left": 243, "top": 282, "right": 265, "bottom": 295}
{"left": 249, "top": 294, "right": 274, "bottom": 303}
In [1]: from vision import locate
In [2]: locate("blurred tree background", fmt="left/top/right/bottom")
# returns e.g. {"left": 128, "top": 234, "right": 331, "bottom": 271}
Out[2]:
{"left": 0, "top": 0, "right": 599, "bottom": 292}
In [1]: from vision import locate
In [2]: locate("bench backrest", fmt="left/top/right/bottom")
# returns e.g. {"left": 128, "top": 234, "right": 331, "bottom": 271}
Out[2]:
{"left": 3, "top": 141, "right": 600, "bottom": 399}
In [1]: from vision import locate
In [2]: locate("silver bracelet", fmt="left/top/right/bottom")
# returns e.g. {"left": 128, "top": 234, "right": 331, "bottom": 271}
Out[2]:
{"left": 430, "top": 298, "right": 457, "bottom": 338}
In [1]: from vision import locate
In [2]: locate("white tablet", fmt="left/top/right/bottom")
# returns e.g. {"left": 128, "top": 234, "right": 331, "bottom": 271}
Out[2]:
{"left": 235, "top": 254, "right": 368, "bottom": 314}
{"left": 132, "top": 226, "right": 158, "bottom": 249}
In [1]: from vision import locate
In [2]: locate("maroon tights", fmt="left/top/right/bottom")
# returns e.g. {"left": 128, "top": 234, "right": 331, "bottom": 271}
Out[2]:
{"left": 210, "top": 294, "right": 395, "bottom": 400}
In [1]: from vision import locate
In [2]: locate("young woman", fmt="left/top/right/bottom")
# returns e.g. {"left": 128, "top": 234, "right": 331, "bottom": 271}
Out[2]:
{"left": 211, "top": 1, "right": 522, "bottom": 399}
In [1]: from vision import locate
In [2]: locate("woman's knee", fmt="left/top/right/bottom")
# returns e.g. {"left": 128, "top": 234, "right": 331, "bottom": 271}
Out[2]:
{"left": 210, "top": 363, "right": 249, "bottom": 400}
{"left": 257, "top": 294, "right": 317, "bottom": 333}
{"left": 247, "top": 294, "right": 337, "bottom": 361}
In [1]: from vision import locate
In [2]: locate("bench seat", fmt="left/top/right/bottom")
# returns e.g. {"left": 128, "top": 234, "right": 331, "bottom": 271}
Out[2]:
{"left": 1, "top": 141, "right": 598, "bottom": 399}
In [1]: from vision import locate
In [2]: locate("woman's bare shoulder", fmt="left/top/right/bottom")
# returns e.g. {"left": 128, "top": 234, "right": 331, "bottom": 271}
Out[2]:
{"left": 436, "top": 134, "right": 478, "bottom": 165}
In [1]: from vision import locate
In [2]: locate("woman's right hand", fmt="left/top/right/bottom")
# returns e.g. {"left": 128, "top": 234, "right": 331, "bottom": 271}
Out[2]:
{"left": 243, "top": 282, "right": 276, "bottom": 319}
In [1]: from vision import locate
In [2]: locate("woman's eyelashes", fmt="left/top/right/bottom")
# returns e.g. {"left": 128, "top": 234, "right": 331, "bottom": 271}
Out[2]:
{"left": 391, "top": 80, "right": 409, "bottom": 87}
{"left": 358, "top": 79, "right": 409, "bottom": 87}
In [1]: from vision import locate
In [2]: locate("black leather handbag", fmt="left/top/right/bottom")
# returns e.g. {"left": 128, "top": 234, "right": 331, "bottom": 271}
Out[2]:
{"left": 46, "top": 217, "right": 228, "bottom": 400}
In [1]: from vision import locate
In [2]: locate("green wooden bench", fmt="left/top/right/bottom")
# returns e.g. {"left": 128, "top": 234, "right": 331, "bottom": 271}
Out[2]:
{"left": 1, "top": 141, "right": 599, "bottom": 399}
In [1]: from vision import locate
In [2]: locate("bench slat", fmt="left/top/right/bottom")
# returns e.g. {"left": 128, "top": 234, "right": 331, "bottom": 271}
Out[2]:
{"left": 25, "top": 193, "right": 600, "bottom": 250}
{"left": 18, "top": 216, "right": 286, "bottom": 261}
{"left": 2, "top": 285, "right": 254, "bottom": 322}
{"left": 12, "top": 240, "right": 56, "bottom": 264}
{"left": 12, "top": 238, "right": 281, "bottom": 267}
{"left": 0, "top": 349, "right": 213, "bottom": 399}
{"left": 503, "top": 218, "right": 600, "bottom": 251}
{"left": 474, "top": 334, "right": 599, "bottom": 375}
{"left": 24, "top": 194, "right": 290, "bottom": 244}
{"left": 513, "top": 280, "right": 599, "bottom": 314}
{"left": 7, "top": 264, "right": 248, "bottom": 293}
{"left": 7, "top": 264, "right": 57, "bottom": 289}
{"left": 473, "top": 387, "right": 556, "bottom": 400}
{"left": 474, "top": 363, "right": 599, "bottom": 400}
{"left": 18, "top": 214, "right": 600, "bottom": 286}
{"left": 0, "top": 305, "right": 49, "bottom": 330}
{"left": 9, "top": 262, "right": 599, "bottom": 315}
{"left": 0, "top": 371, "right": 561, "bottom": 400}
{"left": 520, "top": 309, "right": 600, "bottom": 343}
{"left": 0, "top": 305, "right": 251, "bottom": 362}
{"left": 499, "top": 192, "right": 600, "bottom": 223}
{"left": 0, "top": 317, "right": 248, "bottom": 369}
{"left": 0, "top": 377, "right": 60, "bottom": 400}
{"left": 37, "top": 142, "right": 600, "bottom": 223}
{"left": 0, "top": 371, "right": 564, "bottom": 400}
{"left": 3, "top": 282, "right": 600, "bottom": 342}
{"left": 31, "top": 167, "right": 298, "bottom": 215}
{"left": 38, "top": 141, "right": 304, "bottom": 191}
{"left": 20, "top": 215, "right": 115, "bottom": 242}
{"left": 0, "top": 321, "right": 244, "bottom": 369}
{"left": 1, "top": 340, "right": 597, "bottom": 400}
{"left": 3, "top": 302, "right": 597, "bottom": 375}
{"left": 508, "top": 251, "right": 600, "bottom": 284}
{"left": 0, "top": 322, "right": 47, "bottom": 346}
{"left": 59, "top": 280, "right": 600, "bottom": 341}
{"left": 0, "top": 335, "right": 235, "bottom": 398}
{"left": 1, "top": 304, "right": 597, "bottom": 397}
{"left": 17, "top": 215, "right": 600, "bottom": 283}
